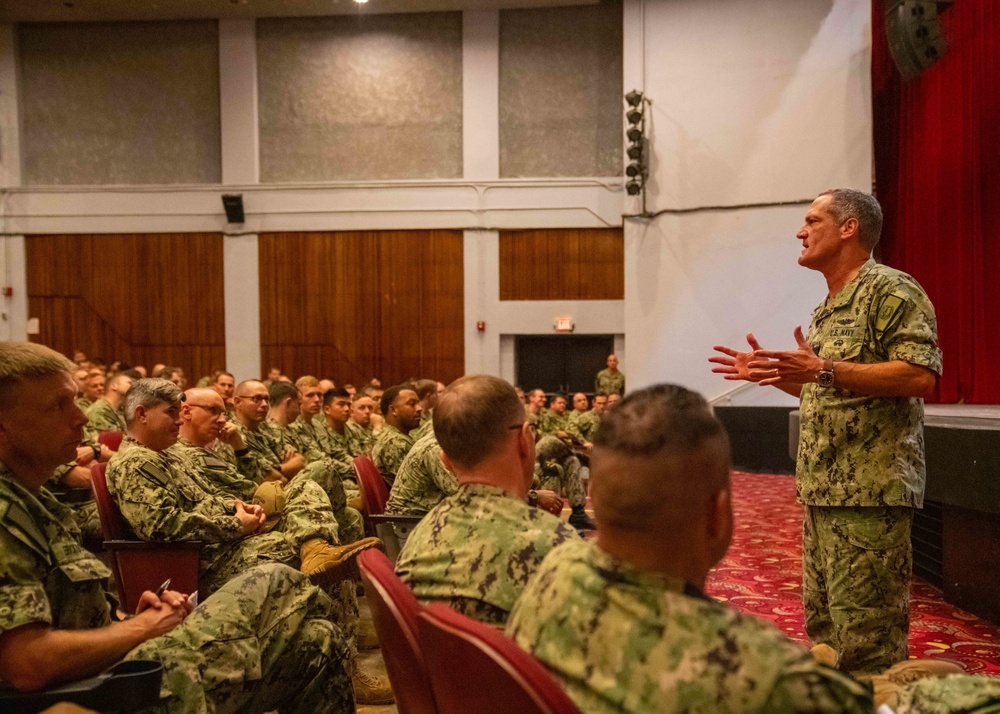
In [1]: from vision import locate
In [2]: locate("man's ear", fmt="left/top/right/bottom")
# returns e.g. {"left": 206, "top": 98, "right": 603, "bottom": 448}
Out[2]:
{"left": 840, "top": 216, "right": 859, "bottom": 241}
{"left": 134, "top": 404, "right": 147, "bottom": 422}
{"left": 706, "top": 487, "right": 733, "bottom": 564}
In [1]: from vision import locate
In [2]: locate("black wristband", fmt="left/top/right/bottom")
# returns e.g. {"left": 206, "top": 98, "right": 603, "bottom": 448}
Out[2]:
{"left": 234, "top": 447, "right": 249, "bottom": 457}
{"left": 92, "top": 444, "right": 101, "bottom": 461}
{"left": 527, "top": 489, "right": 538, "bottom": 507}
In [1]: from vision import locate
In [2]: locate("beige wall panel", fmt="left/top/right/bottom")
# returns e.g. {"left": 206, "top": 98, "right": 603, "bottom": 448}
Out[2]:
{"left": 19, "top": 21, "right": 221, "bottom": 185}
{"left": 257, "top": 13, "right": 463, "bottom": 182}
{"left": 499, "top": 0, "right": 622, "bottom": 178}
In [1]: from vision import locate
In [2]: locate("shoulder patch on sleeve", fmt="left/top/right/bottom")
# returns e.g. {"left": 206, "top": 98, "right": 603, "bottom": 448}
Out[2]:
{"left": 138, "top": 460, "right": 171, "bottom": 488}
{"left": 875, "top": 292, "right": 907, "bottom": 337}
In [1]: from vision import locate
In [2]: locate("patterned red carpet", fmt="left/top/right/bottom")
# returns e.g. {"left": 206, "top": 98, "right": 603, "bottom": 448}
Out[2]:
{"left": 705, "top": 471, "right": 1000, "bottom": 675}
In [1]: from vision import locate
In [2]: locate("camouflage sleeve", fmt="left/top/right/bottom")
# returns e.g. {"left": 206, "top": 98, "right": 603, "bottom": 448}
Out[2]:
{"left": 107, "top": 458, "right": 244, "bottom": 543}
{"left": 0, "top": 528, "right": 53, "bottom": 634}
{"left": 875, "top": 280, "right": 942, "bottom": 375}
{"left": 428, "top": 451, "right": 459, "bottom": 497}
{"left": 762, "top": 658, "right": 874, "bottom": 713}
{"left": 563, "top": 414, "right": 587, "bottom": 445}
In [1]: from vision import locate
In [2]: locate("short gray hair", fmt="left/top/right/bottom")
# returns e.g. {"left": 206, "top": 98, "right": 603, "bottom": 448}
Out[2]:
{"left": 123, "top": 378, "right": 183, "bottom": 426}
{"left": 819, "top": 188, "right": 883, "bottom": 252}
{"left": 0, "top": 342, "right": 75, "bottom": 410}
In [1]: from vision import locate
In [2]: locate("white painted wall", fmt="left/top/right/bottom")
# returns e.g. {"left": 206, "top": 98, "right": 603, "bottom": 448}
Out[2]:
{"left": 622, "top": 0, "right": 872, "bottom": 405}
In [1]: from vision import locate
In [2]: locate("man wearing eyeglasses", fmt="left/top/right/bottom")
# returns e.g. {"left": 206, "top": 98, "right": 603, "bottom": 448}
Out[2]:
{"left": 395, "top": 375, "right": 577, "bottom": 626}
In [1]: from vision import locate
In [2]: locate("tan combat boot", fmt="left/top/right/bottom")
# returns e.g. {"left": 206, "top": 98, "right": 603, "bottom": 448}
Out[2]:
{"left": 353, "top": 666, "right": 394, "bottom": 705}
{"left": 869, "top": 658, "right": 965, "bottom": 709}
{"left": 810, "top": 643, "right": 839, "bottom": 668}
{"left": 357, "top": 616, "right": 380, "bottom": 650}
{"left": 299, "top": 537, "right": 383, "bottom": 586}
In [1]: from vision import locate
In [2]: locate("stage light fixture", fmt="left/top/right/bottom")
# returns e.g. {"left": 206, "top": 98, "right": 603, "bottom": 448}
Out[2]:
{"left": 624, "top": 89, "right": 649, "bottom": 204}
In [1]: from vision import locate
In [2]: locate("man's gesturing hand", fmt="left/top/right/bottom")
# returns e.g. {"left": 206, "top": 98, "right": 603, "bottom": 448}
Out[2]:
{"left": 747, "top": 326, "right": 824, "bottom": 386}
{"left": 709, "top": 333, "right": 766, "bottom": 382}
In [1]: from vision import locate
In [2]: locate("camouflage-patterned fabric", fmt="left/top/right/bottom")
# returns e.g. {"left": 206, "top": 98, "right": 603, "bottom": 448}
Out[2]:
{"left": 84, "top": 397, "right": 125, "bottom": 440}
{"left": 346, "top": 420, "right": 375, "bottom": 456}
{"left": 287, "top": 416, "right": 326, "bottom": 462}
{"left": 797, "top": 259, "right": 940, "bottom": 676}
{"left": 797, "top": 259, "right": 941, "bottom": 508}
{"left": 0, "top": 462, "right": 353, "bottom": 713}
{"left": 533, "top": 435, "right": 586, "bottom": 508}
{"left": 371, "top": 425, "right": 415, "bottom": 487}
{"left": 411, "top": 411, "right": 435, "bottom": 442}
{"left": 803, "top": 505, "right": 912, "bottom": 675}
{"left": 506, "top": 539, "right": 873, "bottom": 714}
{"left": 594, "top": 369, "right": 625, "bottom": 396}
{"left": 169, "top": 437, "right": 258, "bottom": 501}
{"left": 895, "top": 674, "right": 1000, "bottom": 714}
{"left": 384, "top": 432, "right": 458, "bottom": 516}
{"left": 566, "top": 409, "right": 600, "bottom": 444}
{"left": 45, "top": 465, "right": 102, "bottom": 542}
{"left": 106, "top": 437, "right": 305, "bottom": 595}
{"left": 537, "top": 409, "right": 571, "bottom": 439}
{"left": 75, "top": 396, "right": 94, "bottom": 412}
{"left": 314, "top": 421, "right": 360, "bottom": 482}
{"left": 233, "top": 420, "right": 285, "bottom": 485}
{"left": 395, "top": 483, "right": 579, "bottom": 626}
{"left": 170, "top": 436, "right": 351, "bottom": 546}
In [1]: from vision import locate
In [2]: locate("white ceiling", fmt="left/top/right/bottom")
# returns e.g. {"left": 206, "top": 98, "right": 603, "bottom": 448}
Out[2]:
{"left": 0, "top": 0, "right": 597, "bottom": 23}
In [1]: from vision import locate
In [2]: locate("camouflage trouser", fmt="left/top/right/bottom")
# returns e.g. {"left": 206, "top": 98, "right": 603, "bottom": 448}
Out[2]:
{"left": 534, "top": 458, "right": 586, "bottom": 508}
{"left": 127, "top": 563, "right": 354, "bottom": 714}
{"left": 803, "top": 505, "right": 912, "bottom": 675}
{"left": 255, "top": 477, "right": 340, "bottom": 549}
{"left": 895, "top": 673, "right": 1000, "bottom": 714}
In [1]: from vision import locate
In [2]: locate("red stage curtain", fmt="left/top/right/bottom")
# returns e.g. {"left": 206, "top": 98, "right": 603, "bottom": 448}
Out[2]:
{"left": 872, "top": 0, "right": 1000, "bottom": 403}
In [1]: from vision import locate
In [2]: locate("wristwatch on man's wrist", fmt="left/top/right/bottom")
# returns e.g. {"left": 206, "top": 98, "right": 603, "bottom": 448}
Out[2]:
{"left": 527, "top": 489, "right": 539, "bottom": 507}
{"left": 817, "top": 359, "right": 835, "bottom": 388}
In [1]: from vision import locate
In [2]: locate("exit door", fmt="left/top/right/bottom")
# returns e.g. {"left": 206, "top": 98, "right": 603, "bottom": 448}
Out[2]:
{"left": 515, "top": 335, "right": 614, "bottom": 395}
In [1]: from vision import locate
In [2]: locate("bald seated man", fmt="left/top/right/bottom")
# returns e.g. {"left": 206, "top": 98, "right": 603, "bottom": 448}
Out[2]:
{"left": 395, "top": 375, "right": 577, "bottom": 626}
{"left": 0, "top": 343, "right": 353, "bottom": 712}
{"left": 507, "top": 384, "right": 873, "bottom": 713}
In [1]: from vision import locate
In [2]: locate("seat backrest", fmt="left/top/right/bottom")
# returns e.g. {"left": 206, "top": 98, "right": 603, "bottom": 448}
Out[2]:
{"left": 358, "top": 549, "right": 438, "bottom": 714}
{"left": 90, "top": 461, "right": 127, "bottom": 540}
{"left": 97, "top": 430, "right": 124, "bottom": 452}
{"left": 354, "top": 455, "right": 389, "bottom": 516}
{"left": 419, "top": 604, "right": 581, "bottom": 714}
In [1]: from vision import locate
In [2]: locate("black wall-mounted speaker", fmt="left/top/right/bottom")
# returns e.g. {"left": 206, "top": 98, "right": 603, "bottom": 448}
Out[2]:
{"left": 884, "top": 0, "right": 952, "bottom": 80}
{"left": 222, "top": 194, "right": 245, "bottom": 224}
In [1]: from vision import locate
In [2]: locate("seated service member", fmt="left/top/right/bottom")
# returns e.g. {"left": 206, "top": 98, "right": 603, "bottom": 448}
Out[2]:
{"left": 106, "top": 378, "right": 367, "bottom": 596}
{"left": 395, "top": 375, "right": 578, "bottom": 626}
{"left": 507, "top": 384, "right": 873, "bottom": 713}
{"left": 371, "top": 384, "right": 422, "bottom": 487}
{"left": 384, "top": 431, "right": 457, "bottom": 518}
{"left": 0, "top": 342, "right": 354, "bottom": 713}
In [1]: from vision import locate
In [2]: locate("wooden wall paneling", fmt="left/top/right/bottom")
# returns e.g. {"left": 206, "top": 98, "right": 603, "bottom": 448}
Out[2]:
{"left": 498, "top": 228, "right": 624, "bottom": 301}
{"left": 26, "top": 233, "right": 226, "bottom": 381}
{"left": 259, "top": 230, "right": 464, "bottom": 387}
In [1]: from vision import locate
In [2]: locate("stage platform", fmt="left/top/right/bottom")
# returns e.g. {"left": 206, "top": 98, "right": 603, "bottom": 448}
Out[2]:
{"left": 715, "top": 403, "right": 1000, "bottom": 627}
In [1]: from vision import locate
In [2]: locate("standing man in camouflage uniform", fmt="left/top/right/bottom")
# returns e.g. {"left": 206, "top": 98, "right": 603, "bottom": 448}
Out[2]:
{"left": 0, "top": 342, "right": 354, "bottom": 713}
{"left": 595, "top": 354, "right": 625, "bottom": 396}
{"left": 84, "top": 372, "right": 132, "bottom": 439}
{"left": 507, "top": 384, "right": 873, "bottom": 713}
{"left": 371, "top": 384, "right": 422, "bottom": 487}
{"left": 395, "top": 375, "right": 578, "bottom": 626}
{"left": 711, "top": 189, "right": 941, "bottom": 675}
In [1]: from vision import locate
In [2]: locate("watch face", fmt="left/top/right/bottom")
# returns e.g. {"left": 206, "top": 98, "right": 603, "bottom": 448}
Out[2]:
{"left": 818, "top": 371, "right": 834, "bottom": 388}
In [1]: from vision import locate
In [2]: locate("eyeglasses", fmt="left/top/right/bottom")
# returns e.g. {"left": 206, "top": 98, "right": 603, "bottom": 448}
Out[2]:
{"left": 508, "top": 422, "right": 537, "bottom": 435}
{"left": 188, "top": 404, "right": 226, "bottom": 417}
{"left": 237, "top": 395, "right": 269, "bottom": 404}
